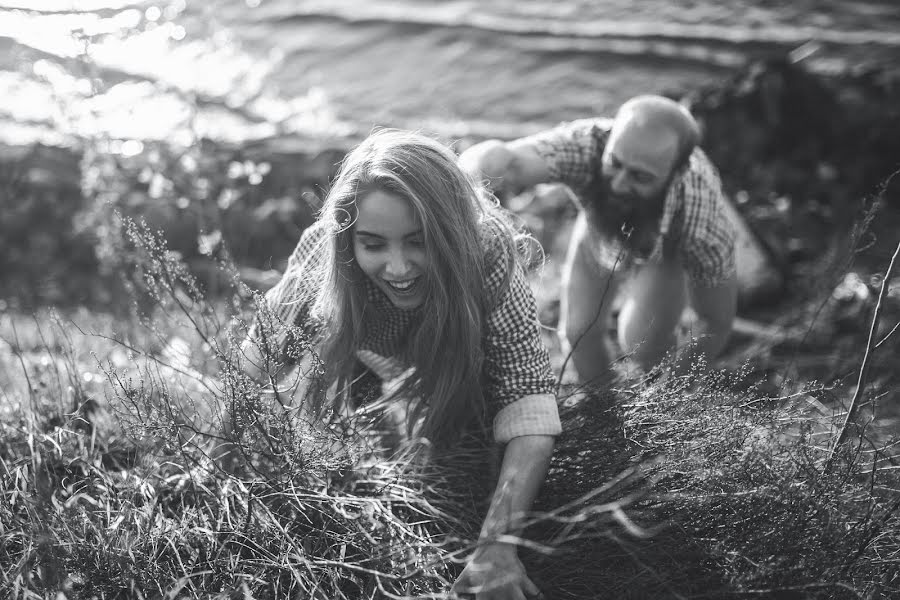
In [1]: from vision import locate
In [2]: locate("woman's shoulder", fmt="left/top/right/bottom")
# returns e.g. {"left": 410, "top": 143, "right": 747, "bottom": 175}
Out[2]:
{"left": 479, "top": 215, "right": 542, "bottom": 309}
{"left": 299, "top": 219, "right": 330, "bottom": 251}
{"left": 287, "top": 219, "right": 330, "bottom": 272}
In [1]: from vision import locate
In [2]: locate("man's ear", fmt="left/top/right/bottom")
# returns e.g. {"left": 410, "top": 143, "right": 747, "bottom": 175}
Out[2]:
{"left": 670, "top": 151, "right": 694, "bottom": 180}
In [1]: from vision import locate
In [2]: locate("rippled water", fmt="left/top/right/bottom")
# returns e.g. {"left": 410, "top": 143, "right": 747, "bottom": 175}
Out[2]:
{"left": 2, "top": 0, "right": 898, "bottom": 148}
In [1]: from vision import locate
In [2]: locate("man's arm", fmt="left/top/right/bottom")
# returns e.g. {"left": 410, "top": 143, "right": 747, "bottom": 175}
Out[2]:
{"left": 677, "top": 273, "right": 738, "bottom": 372}
{"left": 452, "top": 434, "right": 555, "bottom": 600}
{"left": 458, "top": 139, "right": 554, "bottom": 198}
{"left": 673, "top": 148, "right": 740, "bottom": 371}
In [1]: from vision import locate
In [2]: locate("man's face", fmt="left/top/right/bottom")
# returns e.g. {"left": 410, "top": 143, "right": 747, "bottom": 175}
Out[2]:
{"left": 599, "top": 119, "right": 679, "bottom": 227}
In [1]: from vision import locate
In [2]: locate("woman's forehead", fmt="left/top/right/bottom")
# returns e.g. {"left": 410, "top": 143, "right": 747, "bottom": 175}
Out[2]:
{"left": 354, "top": 189, "right": 422, "bottom": 236}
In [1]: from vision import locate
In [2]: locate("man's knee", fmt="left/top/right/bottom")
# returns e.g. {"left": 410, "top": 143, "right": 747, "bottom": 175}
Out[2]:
{"left": 562, "top": 291, "right": 607, "bottom": 337}
{"left": 619, "top": 330, "right": 673, "bottom": 371}
{"left": 617, "top": 295, "right": 679, "bottom": 371}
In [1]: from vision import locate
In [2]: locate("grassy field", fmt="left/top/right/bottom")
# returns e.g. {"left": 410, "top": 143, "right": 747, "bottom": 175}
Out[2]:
{"left": 2, "top": 207, "right": 900, "bottom": 599}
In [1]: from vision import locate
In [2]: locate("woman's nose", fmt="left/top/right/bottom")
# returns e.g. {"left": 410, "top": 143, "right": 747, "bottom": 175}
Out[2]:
{"left": 385, "top": 248, "right": 411, "bottom": 276}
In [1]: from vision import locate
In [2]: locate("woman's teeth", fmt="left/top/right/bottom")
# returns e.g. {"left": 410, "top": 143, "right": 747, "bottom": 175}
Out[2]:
{"left": 386, "top": 278, "right": 417, "bottom": 292}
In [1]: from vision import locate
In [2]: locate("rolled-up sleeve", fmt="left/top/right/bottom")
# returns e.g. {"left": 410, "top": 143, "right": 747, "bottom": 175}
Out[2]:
{"left": 483, "top": 250, "right": 561, "bottom": 443}
{"left": 520, "top": 118, "right": 611, "bottom": 196}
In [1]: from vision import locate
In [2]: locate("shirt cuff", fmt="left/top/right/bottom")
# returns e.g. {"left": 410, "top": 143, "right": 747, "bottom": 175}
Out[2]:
{"left": 493, "top": 393, "right": 562, "bottom": 444}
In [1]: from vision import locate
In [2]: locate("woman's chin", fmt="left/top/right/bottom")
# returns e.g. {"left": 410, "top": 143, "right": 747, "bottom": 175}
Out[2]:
{"left": 380, "top": 280, "right": 427, "bottom": 310}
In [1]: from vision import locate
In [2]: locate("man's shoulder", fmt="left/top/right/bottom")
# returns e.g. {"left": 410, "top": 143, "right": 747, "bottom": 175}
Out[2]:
{"left": 550, "top": 117, "right": 613, "bottom": 140}
{"left": 518, "top": 117, "right": 612, "bottom": 186}
{"left": 684, "top": 146, "right": 722, "bottom": 186}
{"left": 520, "top": 117, "right": 611, "bottom": 147}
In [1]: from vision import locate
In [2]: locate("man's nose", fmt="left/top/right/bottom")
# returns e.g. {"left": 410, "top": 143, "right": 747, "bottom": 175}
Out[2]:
{"left": 610, "top": 170, "right": 630, "bottom": 195}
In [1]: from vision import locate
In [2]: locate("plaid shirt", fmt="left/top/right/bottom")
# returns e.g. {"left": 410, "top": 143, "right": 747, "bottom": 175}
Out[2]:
{"left": 256, "top": 220, "right": 560, "bottom": 442}
{"left": 524, "top": 118, "right": 736, "bottom": 287}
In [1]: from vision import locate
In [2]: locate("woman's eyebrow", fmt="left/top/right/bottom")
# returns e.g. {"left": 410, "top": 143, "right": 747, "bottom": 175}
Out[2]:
{"left": 355, "top": 230, "right": 423, "bottom": 239}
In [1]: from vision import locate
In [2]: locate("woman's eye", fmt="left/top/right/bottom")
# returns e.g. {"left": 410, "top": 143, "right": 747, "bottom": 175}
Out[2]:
{"left": 408, "top": 238, "right": 425, "bottom": 248}
{"left": 358, "top": 239, "right": 384, "bottom": 251}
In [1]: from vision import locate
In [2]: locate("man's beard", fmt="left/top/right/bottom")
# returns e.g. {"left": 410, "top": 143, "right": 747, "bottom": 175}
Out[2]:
{"left": 586, "top": 179, "right": 668, "bottom": 260}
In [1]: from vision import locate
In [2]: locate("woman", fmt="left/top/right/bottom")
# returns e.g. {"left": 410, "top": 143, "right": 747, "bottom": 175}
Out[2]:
{"left": 242, "top": 129, "right": 560, "bottom": 599}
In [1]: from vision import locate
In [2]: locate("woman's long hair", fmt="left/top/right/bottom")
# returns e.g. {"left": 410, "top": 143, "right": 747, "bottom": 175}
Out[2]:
{"left": 306, "top": 129, "right": 533, "bottom": 447}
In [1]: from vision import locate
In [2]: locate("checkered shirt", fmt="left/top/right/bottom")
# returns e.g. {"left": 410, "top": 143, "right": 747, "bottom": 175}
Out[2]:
{"left": 254, "top": 219, "right": 561, "bottom": 442}
{"left": 523, "top": 118, "right": 736, "bottom": 287}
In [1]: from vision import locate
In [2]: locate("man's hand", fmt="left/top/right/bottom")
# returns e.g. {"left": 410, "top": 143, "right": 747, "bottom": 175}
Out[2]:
{"left": 452, "top": 543, "right": 540, "bottom": 600}
{"left": 458, "top": 140, "right": 512, "bottom": 182}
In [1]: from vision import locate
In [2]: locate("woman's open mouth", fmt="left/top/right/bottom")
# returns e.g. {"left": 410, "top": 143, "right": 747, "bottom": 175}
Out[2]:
{"left": 383, "top": 276, "right": 422, "bottom": 296}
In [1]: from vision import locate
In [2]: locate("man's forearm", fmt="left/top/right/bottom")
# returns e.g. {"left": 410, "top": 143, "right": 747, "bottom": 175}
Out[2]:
{"left": 674, "top": 317, "right": 732, "bottom": 373}
{"left": 569, "top": 333, "right": 615, "bottom": 390}
{"left": 458, "top": 139, "right": 552, "bottom": 198}
{"left": 679, "top": 276, "right": 737, "bottom": 372}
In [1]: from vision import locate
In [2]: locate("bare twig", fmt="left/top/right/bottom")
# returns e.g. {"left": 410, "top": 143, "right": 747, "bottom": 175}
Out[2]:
{"left": 555, "top": 227, "right": 627, "bottom": 394}
{"left": 874, "top": 319, "right": 899, "bottom": 350}
{"left": 826, "top": 238, "right": 900, "bottom": 470}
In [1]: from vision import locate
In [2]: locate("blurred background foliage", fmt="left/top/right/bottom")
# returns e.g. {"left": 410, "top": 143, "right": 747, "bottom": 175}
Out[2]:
{"left": 1, "top": 57, "right": 898, "bottom": 312}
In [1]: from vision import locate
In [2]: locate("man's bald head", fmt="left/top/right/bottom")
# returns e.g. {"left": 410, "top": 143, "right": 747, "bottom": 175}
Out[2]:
{"left": 593, "top": 94, "right": 702, "bottom": 248}
{"left": 613, "top": 95, "right": 701, "bottom": 173}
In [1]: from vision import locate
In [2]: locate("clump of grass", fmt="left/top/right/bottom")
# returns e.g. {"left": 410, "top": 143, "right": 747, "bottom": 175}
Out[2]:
{"left": 606, "top": 358, "right": 900, "bottom": 598}
{"left": 1, "top": 217, "right": 641, "bottom": 599}
{"left": 0, "top": 237, "right": 469, "bottom": 598}
{"left": 3, "top": 204, "right": 900, "bottom": 599}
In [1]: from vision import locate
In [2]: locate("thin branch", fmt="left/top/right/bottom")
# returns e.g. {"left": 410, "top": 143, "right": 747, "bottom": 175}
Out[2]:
{"left": 555, "top": 234, "right": 627, "bottom": 394}
{"left": 826, "top": 238, "right": 900, "bottom": 471}
{"left": 874, "top": 319, "right": 899, "bottom": 350}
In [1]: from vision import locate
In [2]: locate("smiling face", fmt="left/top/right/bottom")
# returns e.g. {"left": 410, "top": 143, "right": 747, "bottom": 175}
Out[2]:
{"left": 352, "top": 189, "right": 429, "bottom": 310}
{"left": 592, "top": 118, "right": 679, "bottom": 254}
{"left": 600, "top": 118, "right": 679, "bottom": 210}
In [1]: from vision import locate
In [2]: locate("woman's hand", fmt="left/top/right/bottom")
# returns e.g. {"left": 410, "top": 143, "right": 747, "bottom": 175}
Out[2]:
{"left": 450, "top": 435, "right": 553, "bottom": 598}
{"left": 451, "top": 542, "right": 541, "bottom": 600}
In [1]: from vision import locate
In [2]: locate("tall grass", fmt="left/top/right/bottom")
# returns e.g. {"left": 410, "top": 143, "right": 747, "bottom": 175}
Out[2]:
{"left": 2, "top": 209, "right": 899, "bottom": 599}
{"left": 0, "top": 218, "right": 638, "bottom": 599}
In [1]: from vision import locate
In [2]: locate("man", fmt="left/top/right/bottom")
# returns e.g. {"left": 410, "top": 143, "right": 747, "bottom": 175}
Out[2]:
{"left": 459, "top": 95, "right": 738, "bottom": 386}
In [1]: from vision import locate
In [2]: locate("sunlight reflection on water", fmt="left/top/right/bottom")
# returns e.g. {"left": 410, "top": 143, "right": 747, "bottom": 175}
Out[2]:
{"left": 1, "top": 0, "right": 898, "bottom": 148}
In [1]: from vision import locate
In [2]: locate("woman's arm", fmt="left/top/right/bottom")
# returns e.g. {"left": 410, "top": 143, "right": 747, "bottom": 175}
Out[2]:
{"left": 239, "top": 221, "right": 328, "bottom": 381}
{"left": 453, "top": 213, "right": 562, "bottom": 597}
{"left": 452, "top": 434, "right": 555, "bottom": 600}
